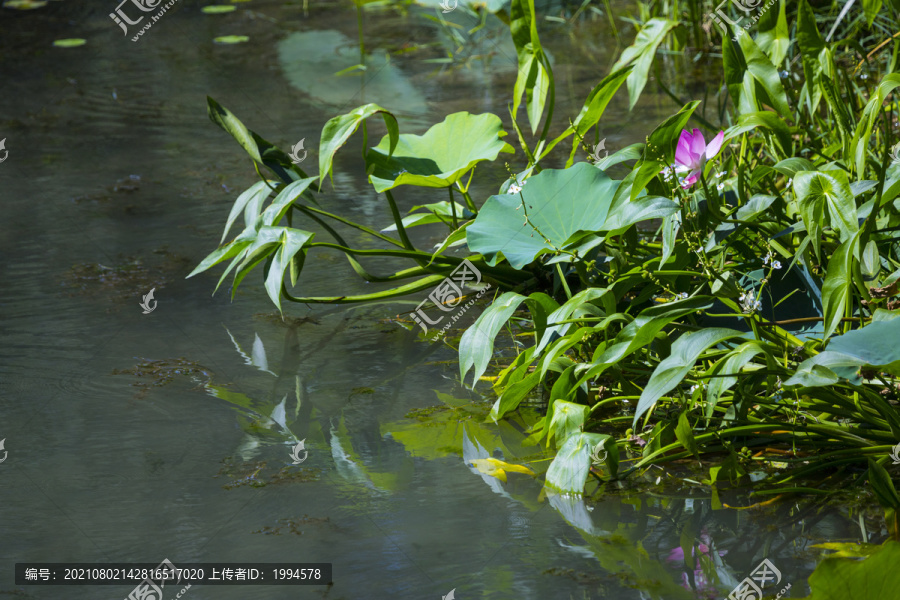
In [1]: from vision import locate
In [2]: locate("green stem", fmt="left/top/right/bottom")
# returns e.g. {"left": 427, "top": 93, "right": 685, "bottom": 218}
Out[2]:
{"left": 282, "top": 274, "right": 447, "bottom": 304}
{"left": 292, "top": 204, "right": 405, "bottom": 247}
{"left": 384, "top": 189, "right": 418, "bottom": 254}
{"left": 556, "top": 263, "right": 572, "bottom": 299}
{"left": 448, "top": 186, "right": 459, "bottom": 230}
{"left": 699, "top": 169, "right": 721, "bottom": 222}
{"left": 356, "top": 2, "right": 365, "bottom": 67}
{"left": 459, "top": 187, "right": 478, "bottom": 214}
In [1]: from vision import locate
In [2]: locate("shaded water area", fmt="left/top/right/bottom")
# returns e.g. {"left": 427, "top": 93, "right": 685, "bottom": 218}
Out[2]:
{"left": 0, "top": 1, "right": 887, "bottom": 599}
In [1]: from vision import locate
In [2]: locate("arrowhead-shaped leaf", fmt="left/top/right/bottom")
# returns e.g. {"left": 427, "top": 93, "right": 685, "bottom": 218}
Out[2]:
{"left": 319, "top": 103, "right": 398, "bottom": 189}
{"left": 633, "top": 328, "right": 743, "bottom": 426}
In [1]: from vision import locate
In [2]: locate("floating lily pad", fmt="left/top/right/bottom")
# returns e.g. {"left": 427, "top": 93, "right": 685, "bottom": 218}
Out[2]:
{"left": 214, "top": 35, "right": 249, "bottom": 44}
{"left": 53, "top": 38, "right": 87, "bottom": 48}
{"left": 3, "top": 0, "right": 47, "bottom": 9}
{"left": 202, "top": 5, "right": 236, "bottom": 13}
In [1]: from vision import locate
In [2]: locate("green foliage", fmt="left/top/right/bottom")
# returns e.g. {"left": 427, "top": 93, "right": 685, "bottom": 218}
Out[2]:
{"left": 804, "top": 541, "right": 900, "bottom": 599}
{"left": 611, "top": 18, "right": 678, "bottom": 110}
{"left": 365, "top": 112, "right": 514, "bottom": 193}
{"left": 193, "top": 0, "right": 900, "bottom": 513}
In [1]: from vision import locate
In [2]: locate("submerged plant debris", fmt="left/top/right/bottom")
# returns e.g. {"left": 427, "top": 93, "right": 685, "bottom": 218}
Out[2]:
{"left": 64, "top": 249, "right": 189, "bottom": 307}
{"left": 112, "top": 357, "right": 212, "bottom": 399}
{"left": 215, "top": 457, "right": 322, "bottom": 489}
{"left": 251, "top": 515, "right": 331, "bottom": 536}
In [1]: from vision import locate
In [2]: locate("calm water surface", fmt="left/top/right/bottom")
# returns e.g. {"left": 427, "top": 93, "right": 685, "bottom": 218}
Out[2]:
{"left": 0, "top": 1, "right": 881, "bottom": 599}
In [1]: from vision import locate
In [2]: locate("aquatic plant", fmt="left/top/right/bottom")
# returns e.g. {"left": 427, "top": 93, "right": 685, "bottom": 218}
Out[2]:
{"left": 192, "top": 0, "right": 900, "bottom": 530}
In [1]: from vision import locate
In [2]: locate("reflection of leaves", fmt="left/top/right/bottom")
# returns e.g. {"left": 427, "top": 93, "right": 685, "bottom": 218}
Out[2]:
{"left": 331, "top": 416, "right": 412, "bottom": 492}
{"left": 468, "top": 458, "right": 535, "bottom": 482}
{"left": 561, "top": 530, "right": 696, "bottom": 600}
{"left": 381, "top": 392, "right": 536, "bottom": 460}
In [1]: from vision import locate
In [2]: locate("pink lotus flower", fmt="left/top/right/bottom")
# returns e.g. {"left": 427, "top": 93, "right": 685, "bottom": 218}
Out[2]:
{"left": 673, "top": 129, "right": 725, "bottom": 189}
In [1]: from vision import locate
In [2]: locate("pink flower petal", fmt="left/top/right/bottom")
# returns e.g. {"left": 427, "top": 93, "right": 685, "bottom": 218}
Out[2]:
{"left": 682, "top": 172, "right": 699, "bottom": 188}
{"left": 705, "top": 130, "right": 725, "bottom": 160}
{"left": 690, "top": 128, "right": 706, "bottom": 161}
{"left": 667, "top": 547, "right": 685, "bottom": 563}
{"left": 675, "top": 129, "right": 694, "bottom": 168}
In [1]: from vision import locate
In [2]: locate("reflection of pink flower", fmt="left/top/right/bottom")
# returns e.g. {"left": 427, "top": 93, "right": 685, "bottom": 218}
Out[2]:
{"left": 673, "top": 129, "right": 724, "bottom": 189}
{"left": 666, "top": 540, "right": 725, "bottom": 599}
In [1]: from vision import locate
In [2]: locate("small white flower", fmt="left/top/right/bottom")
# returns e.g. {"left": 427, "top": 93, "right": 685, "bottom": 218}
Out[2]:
{"left": 660, "top": 165, "right": 676, "bottom": 182}
{"left": 753, "top": 300, "right": 762, "bottom": 311}
{"left": 772, "top": 260, "right": 782, "bottom": 270}
{"left": 715, "top": 170, "right": 726, "bottom": 178}
{"left": 676, "top": 292, "right": 688, "bottom": 300}
{"left": 717, "top": 182, "right": 725, "bottom": 191}
{"left": 394, "top": 168, "right": 408, "bottom": 177}
{"left": 508, "top": 184, "right": 522, "bottom": 194}
{"left": 785, "top": 178, "right": 793, "bottom": 189}
{"left": 763, "top": 253, "right": 771, "bottom": 265}
{"left": 689, "top": 385, "right": 699, "bottom": 393}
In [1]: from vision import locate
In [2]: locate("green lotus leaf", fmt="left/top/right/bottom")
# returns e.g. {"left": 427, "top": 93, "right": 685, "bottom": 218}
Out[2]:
{"left": 466, "top": 162, "right": 621, "bottom": 269}
{"left": 365, "top": 112, "right": 514, "bottom": 193}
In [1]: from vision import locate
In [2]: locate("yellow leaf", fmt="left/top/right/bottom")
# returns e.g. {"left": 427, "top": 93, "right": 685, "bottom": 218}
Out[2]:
{"left": 469, "top": 458, "right": 535, "bottom": 482}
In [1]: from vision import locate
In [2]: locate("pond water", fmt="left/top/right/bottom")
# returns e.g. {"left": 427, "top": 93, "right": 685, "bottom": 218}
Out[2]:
{"left": 0, "top": 1, "right": 885, "bottom": 599}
